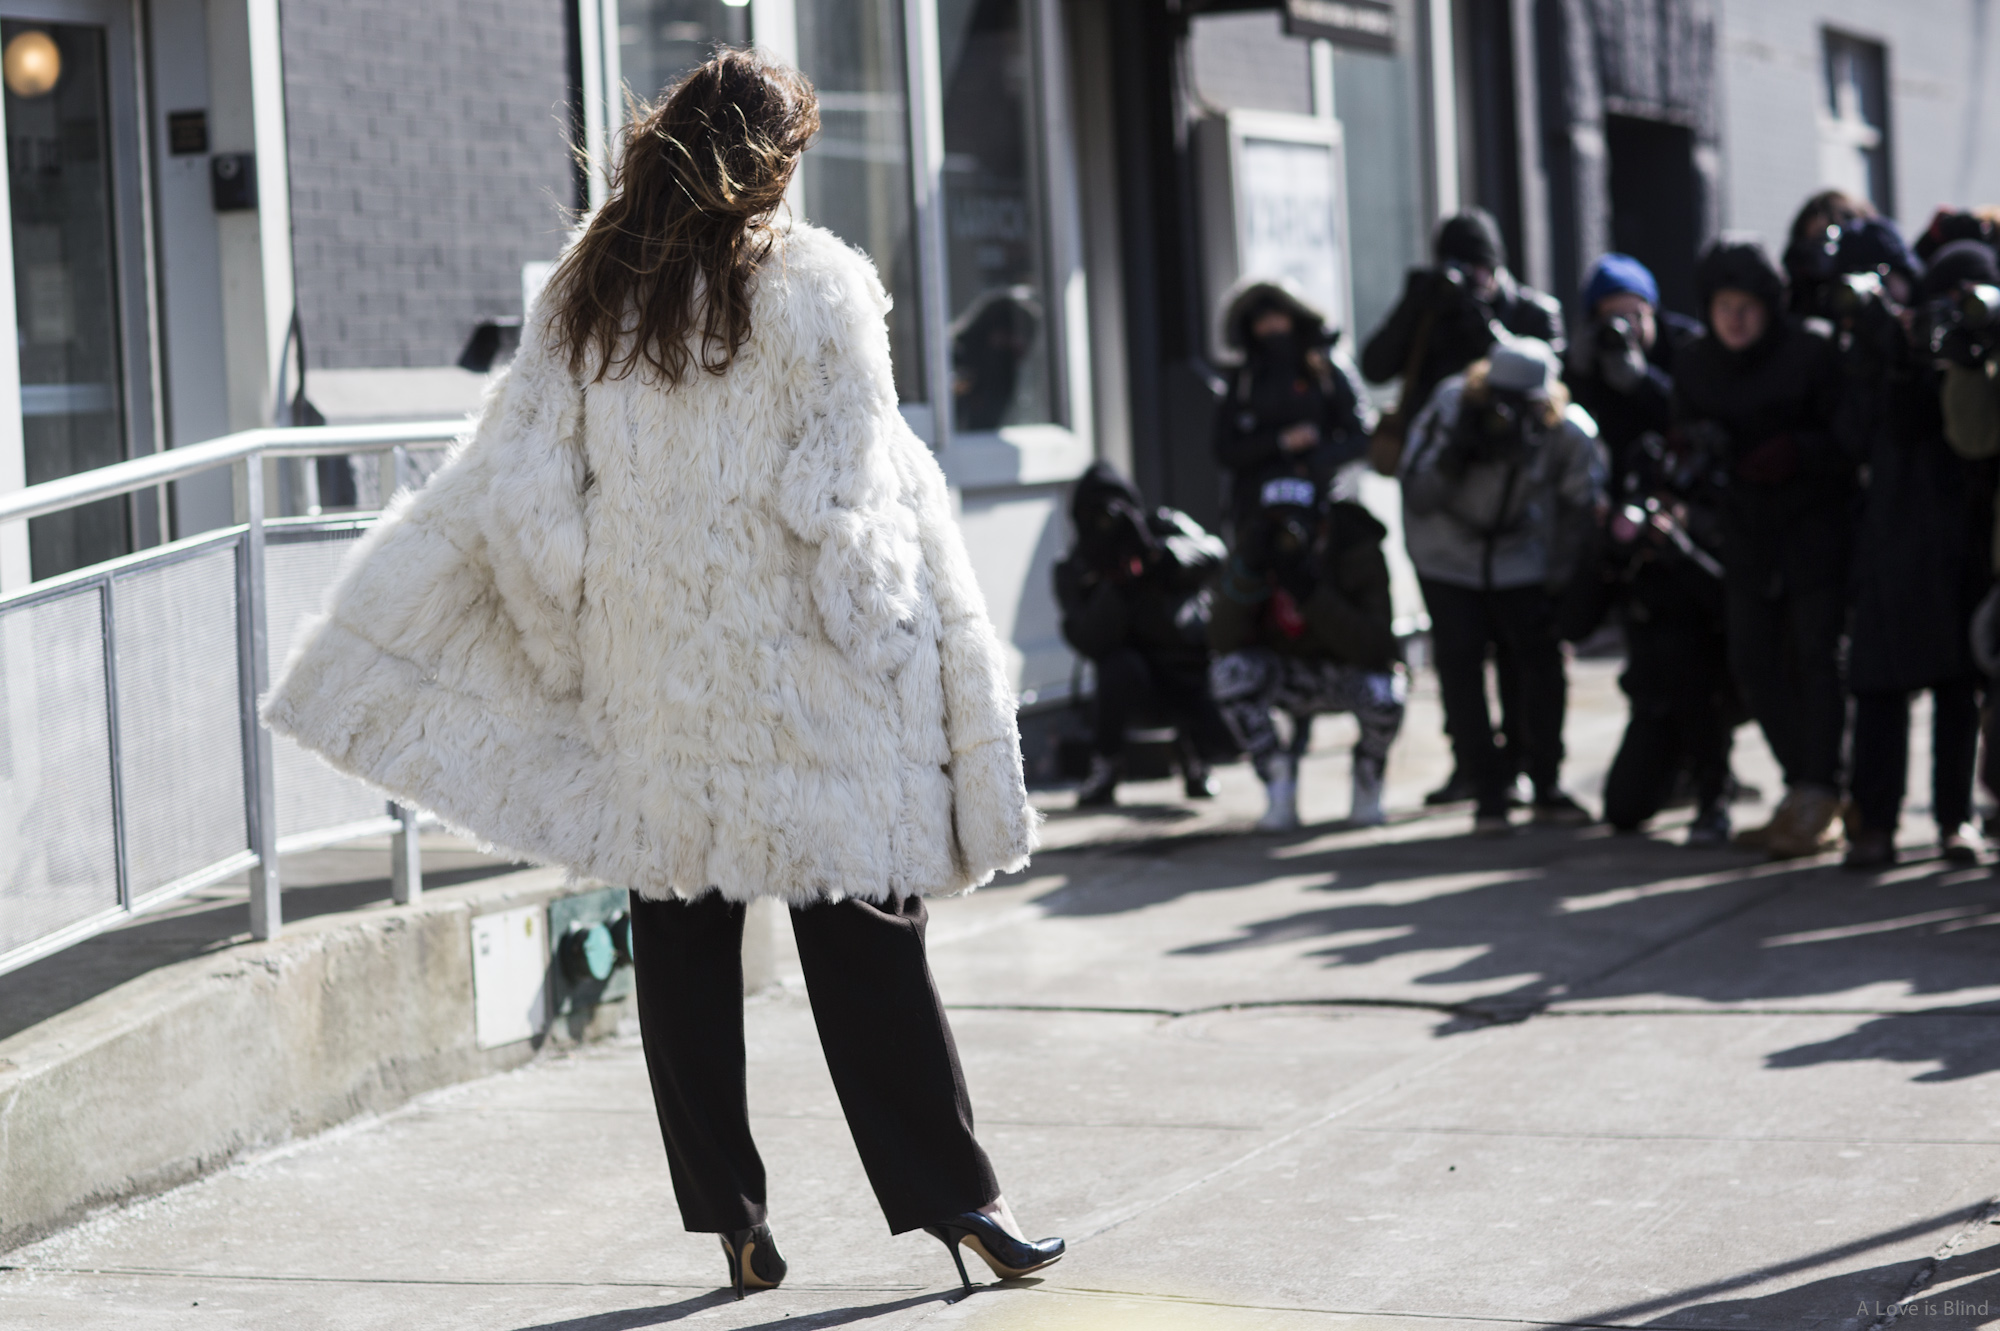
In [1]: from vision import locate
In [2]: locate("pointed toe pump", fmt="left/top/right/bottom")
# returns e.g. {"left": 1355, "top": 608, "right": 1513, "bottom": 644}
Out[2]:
{"left": 719, "top": 1224, "right": 786, "bottom": 1300}
{"left": 924, "top": 1211, "right": 1065, "bottom": 1290}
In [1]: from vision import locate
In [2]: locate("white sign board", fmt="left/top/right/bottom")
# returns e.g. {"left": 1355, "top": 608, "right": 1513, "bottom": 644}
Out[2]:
{"left": 1237, "top": 136, "right": 1345, "bottom": 337}
{"left": 471, "top": 905, "right": 549, "bottom": 1049}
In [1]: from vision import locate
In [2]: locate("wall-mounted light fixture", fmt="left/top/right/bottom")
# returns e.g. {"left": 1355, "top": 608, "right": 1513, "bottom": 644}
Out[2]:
{"left": 3, "top": 30, "right": 61, "bottom": 99}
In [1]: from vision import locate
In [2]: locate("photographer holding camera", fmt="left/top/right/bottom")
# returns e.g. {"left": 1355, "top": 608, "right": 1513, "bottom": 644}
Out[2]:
{"left": 1213, "top": 280, "right": 1373, "bottom": 528}
{"left": 1362, "top": 210, "right": 1564, "bottom": 807}
{"left": 1800, "top": 219, "right": 1994, "bottom": 869}
{"left": 1209, "top": 476, "right": 1405, "bottom": 832}
{"left": 1400, "top": 337, "right": 1607, "bottom": 836}
{"left": 1673, "top": 239, "right": 1849, "bottom": 860}
{"left": 1055, "top": 463, "right": 1234, "bottom": 807}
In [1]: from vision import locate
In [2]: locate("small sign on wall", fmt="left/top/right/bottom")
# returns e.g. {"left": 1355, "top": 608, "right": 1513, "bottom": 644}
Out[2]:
{"left": 1195, "top": 110, "right": 1355, "bottom": 364}
{"left": 471, "top": 905, "right": 549, "bottom": 1049}
{"left": 1283, "top": 0, "right": 1396, "bottom": 52}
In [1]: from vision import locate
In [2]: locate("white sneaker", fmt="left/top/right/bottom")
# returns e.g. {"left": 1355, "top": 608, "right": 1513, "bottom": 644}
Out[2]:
{"left": 1349, "top": 757, "right": 1385, "bottom": 827}
{"left": 1257, "top": 757, "right": 1300, "bottom": 832}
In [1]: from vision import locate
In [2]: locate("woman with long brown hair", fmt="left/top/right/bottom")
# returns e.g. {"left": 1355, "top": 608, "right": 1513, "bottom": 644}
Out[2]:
{"left": 262, "top": 49, "right": 1061, "bottom": 1298}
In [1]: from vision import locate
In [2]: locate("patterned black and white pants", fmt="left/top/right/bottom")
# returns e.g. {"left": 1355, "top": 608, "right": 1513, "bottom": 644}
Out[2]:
{"left": 1210, "top": 649, "right": 1407, "bottom": 782}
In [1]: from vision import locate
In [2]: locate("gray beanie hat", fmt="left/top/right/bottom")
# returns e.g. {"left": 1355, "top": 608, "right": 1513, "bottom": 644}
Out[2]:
{"left": 1486, "top": 335, "right": 1561, "bottom": 399}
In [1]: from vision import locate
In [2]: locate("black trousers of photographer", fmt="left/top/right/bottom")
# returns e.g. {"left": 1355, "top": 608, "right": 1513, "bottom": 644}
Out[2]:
{"left": 1851, "top": 678, "right": 1981, "bottom": 835}
{"left": 1422, "top": 578, "right": 1568, "bottom": 810}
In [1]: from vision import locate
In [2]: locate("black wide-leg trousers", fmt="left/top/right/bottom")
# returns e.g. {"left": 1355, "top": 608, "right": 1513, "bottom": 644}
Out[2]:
{"left": 628, "top": 890, "right": 999, "bottom": 1236}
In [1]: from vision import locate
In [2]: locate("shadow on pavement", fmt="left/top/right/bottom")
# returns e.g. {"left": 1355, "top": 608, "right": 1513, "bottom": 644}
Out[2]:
{"left": 1533, "top": 1205, "right": 1995, "bottom": 1328}
{"left": 1022, "top": 814, "right": 2000, "bottom": 1077}
{"left": 506, "top": 1289, "right": 956, "bottom": 1331}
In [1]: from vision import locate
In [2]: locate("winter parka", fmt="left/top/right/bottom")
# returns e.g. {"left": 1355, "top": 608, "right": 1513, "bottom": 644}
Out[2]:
{"left": 260, "top": 222, "right": 1038, "bottom": 905}
{"left": 1399, "top": 377, "right": 1608, "bottom": 592}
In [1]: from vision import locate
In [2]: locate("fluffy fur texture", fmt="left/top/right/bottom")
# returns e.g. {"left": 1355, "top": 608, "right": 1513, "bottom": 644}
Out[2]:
{"left": 261, "top": 223, "right": 1039, "bottom": 904}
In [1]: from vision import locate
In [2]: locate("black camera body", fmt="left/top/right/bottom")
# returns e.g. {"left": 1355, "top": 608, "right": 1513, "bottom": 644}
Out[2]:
{"left": 1445, "top": 387, "right": 1533, "bottom": 470}
{"left": 1235, "top": 476, "right": 1322, "bottom": 577}
{"left": 1919, "top": 283, "right": 2000, "bottom": 368}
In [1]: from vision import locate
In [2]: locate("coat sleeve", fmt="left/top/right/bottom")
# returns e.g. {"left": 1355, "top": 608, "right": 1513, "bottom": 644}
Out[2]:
{"left": 773, "top": 243, "right": 926, "bottom": 678}
{"left": 778, "top": 232, "right": 1037, "bottom": 885}
{"left": 478, "top": 313, "right": 590, "bottom": 699}
{"left": 893, "top": 430, "right": 1041, "bottom": 885}
{"left": 1398, "top": 381, "right": 1461, "bottom": 514}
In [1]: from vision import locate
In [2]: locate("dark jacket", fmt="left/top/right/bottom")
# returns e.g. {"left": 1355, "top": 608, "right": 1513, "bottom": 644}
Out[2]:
{"left": 1208, "top": 500, "right": 1399, "bottom": 671}
{"left": 1672, "top": 244, "right": 1850, "bottom": 594}
{"left": 1361, "top": 268, "right": 1565, "bottom": 419}
{"left": 1213, "top": 340, "right": 1372, "bottom": 519}
{"left": 1846, "top": 359, "right": 1997, "bottom": 692}
{"left": 1054, "top": 464, "right": 1224, "bottom": 670}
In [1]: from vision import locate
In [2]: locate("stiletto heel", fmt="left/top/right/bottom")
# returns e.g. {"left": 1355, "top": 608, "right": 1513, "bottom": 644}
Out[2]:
{"left": 923, "top": 1211, "right": 1065, "bottom": 1290}
{"left": 718, "top": 1224, "right": 786, "bottom": 1300}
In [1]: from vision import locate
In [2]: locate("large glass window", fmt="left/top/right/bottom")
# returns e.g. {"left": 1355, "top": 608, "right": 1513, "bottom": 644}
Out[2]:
{"left": 938, "top": 0, "right": 1053, "bottom": 431}
{"left": 615, "top": 0, "right": 749, "bottom": 104}
{"left": 1333, "top": 38, "right": 1425, "bottom": 368}
{"left": 4, "top": 20, "right": 128, "bottom": 579}
{"left": 795, "top": 0, "right": 925, "bottom": 403}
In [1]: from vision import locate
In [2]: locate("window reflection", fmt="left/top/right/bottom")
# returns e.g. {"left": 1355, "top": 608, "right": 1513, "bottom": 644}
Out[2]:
{"left": 616, "top": 0, "right": 748, "bottom": 104}
{"left": 4, "top": 21, "right": 129, "bottom": 580}
{"left": 938, "top": 0, "right": 1051, "bottom": 430}
{"left": 796, "top": 0, "right": 925, "bottom": 402}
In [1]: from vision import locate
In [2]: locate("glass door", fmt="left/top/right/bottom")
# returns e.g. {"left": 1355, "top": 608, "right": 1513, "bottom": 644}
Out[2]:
{"left": 1, "top": 0, "right": 153, "bottom": 582}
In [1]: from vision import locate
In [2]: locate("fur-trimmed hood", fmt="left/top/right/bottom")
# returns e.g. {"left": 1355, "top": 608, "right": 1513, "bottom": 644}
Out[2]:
{"left": 261, "top": 222, "right": 1038, "bottom": 904}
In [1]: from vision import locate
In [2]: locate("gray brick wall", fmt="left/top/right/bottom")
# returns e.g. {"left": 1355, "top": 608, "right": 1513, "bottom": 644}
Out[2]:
{"left": 282, "top": 0, "right": 576, "bottom": 370}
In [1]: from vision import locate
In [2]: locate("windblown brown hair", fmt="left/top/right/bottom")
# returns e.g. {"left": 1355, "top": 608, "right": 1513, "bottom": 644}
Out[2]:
{"left": 547, "top": 50, "right": 819, "bottom": 386}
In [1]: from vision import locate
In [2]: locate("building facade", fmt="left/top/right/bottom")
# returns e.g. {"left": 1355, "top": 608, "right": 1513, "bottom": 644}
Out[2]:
{"left": 3, "top": 0, "right": 1999, "bottom": 722}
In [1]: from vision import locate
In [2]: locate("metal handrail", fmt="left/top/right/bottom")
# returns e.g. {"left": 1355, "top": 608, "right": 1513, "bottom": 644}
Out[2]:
{"left": 0, "top": 420, "right": 464, "bottom": 972}
{"left": 0, "top": 420, "right": 465, "bottom": 525}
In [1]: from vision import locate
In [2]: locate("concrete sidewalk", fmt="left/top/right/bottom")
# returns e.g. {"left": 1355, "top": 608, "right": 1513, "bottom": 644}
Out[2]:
{"left": 5, "top": 663, "right": 2000, "bottom": 1329}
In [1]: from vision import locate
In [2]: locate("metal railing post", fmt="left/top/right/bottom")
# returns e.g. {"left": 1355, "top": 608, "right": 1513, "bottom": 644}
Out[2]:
{"left": 390, "top": 802, "right": 422, "bottom": 904}
{"left": 241, "top": 455, "right": 282, "bottom": 939}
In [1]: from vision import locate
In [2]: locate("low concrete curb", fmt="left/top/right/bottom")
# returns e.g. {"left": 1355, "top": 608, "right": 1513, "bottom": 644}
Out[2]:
{"left": 0, "top": 868, "right": 629, "bottom": 1254}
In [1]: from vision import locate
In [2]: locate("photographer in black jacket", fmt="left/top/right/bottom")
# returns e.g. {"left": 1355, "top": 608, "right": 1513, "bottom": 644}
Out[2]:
{"left": 1840, "top": 232, "right": 2000, "bottom": 867}
{"left": 1562, "top": 253, "right": 1737, "bottom": 844}
{"left": 1362, "top": 208, "right": 1566, "bottom": 439}
{"left": 1055, "top": 463, "right": 1233, "bottom": 806}
{"left": 1673, "top": 239, "right": 1850, "bottom": 860}
{"left": 1213, "top": 279, "right": 1373, "bottom": 528}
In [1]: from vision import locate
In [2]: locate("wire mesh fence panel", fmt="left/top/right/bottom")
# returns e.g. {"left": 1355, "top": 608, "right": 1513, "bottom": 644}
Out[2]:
{"left": 0, "top": 587, "right": 118, "bottom": 959}
{"left": 113, "top": 545, "right": 249, "bottom": 898}
{"left": 265, "top": 529, "right": 386, "bottom": 839}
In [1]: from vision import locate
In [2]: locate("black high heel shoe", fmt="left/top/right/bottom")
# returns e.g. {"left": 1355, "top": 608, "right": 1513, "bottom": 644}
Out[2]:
{"left": 718, "top": 1224, "right": 786, "bottom": 1300}
{"left": 923, "top": 1211, "right": 1065, "bottom": 1290}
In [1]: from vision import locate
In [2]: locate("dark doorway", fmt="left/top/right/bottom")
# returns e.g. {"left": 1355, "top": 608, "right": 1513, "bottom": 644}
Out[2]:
{"left": 1605, "top": 114, "right": 1701, "bottom": 317}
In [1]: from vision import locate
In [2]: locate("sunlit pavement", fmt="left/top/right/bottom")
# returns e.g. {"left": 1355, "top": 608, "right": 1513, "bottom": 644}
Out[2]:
{"left": 5, "top": 660, "right": 1999, "bottom": 1330}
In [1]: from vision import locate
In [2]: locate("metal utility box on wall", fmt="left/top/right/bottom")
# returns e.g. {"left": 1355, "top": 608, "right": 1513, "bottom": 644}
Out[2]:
{"left": 1194, "top": 111, "right": 1355, "bottom": 362}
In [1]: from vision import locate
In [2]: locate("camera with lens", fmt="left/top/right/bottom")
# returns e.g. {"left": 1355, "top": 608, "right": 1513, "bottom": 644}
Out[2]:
{"left": 1918, "top": 282, "right": 2000, "bottom": 368}
{"left": 1444, "top": 386, "right": 1532, "bottom": 471}
{"left": 1080, "top": 498, "right": 1158, "bottom": 581}
{"left": 1235, "top": 477, "right": 1320, "bottom": 577}
{"left": 1603, "top": 432, "right": 1726, "bottom": 579}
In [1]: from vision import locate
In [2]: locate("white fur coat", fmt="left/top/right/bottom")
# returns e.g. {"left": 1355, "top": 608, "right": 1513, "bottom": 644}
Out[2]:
{"left": 261, "top": 223, "right": 1039, "bottom": 904}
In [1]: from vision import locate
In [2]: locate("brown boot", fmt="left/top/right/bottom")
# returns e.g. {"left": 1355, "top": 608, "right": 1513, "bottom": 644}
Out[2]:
{"left": 1767, "top": 786, "right": 1843, "bottom": 860}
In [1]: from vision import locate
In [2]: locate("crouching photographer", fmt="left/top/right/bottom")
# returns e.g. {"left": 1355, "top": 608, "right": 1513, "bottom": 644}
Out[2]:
{"left": 1209, "top": 477, "right": 1406, "bottom": 832}
{"left": 1561, "top": 429, "right": 1739, "bottom": 844}
{"left": 1055, "top": 463, "right": 1234, "bottom": 807}
{"left": 1401, "top": 338, "right": 1607, "bottom": 835}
